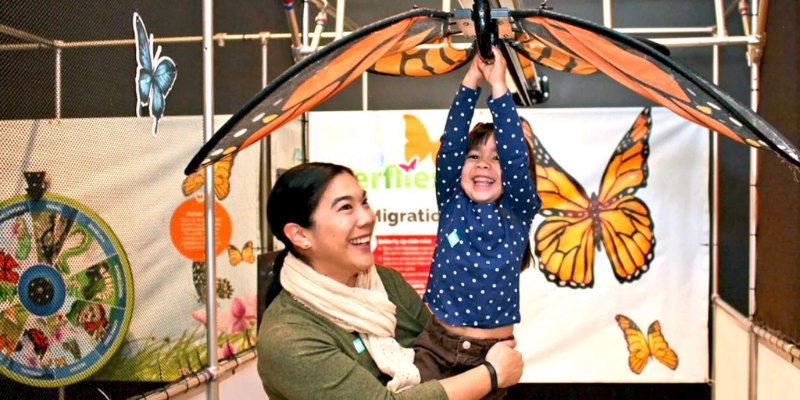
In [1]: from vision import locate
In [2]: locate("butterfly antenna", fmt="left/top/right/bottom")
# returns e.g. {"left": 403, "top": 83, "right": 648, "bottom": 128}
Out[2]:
{"left": 154, "top": 43, "right": 163, "bottom": 60}
{"left": 151, "top": 116, "right": 159, "bottom": 137}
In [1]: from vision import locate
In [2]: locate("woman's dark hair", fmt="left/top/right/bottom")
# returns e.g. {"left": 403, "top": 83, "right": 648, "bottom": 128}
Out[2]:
{"left": 264, "top": 162, "right": 355, "bottom": 308}
{"left": 467, "top": 120, "right": 537, "bottom": 271}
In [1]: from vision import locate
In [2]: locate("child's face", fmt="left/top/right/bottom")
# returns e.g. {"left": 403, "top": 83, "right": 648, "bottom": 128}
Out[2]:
{"left": 461, "top": 134, "right": 503, "bottom": 203}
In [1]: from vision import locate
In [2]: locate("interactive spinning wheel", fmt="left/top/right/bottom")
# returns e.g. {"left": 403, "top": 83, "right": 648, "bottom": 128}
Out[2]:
{"left": 0, "top": 193, "right": 133, "bottom": 387}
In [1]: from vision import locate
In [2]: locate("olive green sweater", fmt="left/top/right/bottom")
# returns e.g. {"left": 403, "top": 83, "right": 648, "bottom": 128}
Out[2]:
{"left": 257, "top": 266, "right": 448, "bottom": 400}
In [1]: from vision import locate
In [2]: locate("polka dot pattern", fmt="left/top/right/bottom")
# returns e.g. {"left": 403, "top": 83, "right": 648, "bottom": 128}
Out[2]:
{"left": 423, "top": 85, "right": 541, "bottom": 329}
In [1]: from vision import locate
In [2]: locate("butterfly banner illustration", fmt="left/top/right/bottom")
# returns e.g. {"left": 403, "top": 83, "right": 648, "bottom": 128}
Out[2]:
{"left": 513, "top": 107, "right": 709, "bottom": 383}
{"left": 185, "top": 1, "right": 800, "bottom": 175}
{"left": 308, "top": 106, "right": 709, "bottom": 382}
{"left": 133, "top": 12, "right": 177, "bottom": 137}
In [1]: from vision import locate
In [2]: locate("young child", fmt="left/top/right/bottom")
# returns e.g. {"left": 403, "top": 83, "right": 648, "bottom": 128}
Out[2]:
{"left": 414, "top": 47, "right": 541, "bottom": 395}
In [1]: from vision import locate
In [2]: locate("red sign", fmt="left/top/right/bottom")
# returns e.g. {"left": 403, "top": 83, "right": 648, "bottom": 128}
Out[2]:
{"left": 373, "top": 234, "right": 435, "bottom": 296}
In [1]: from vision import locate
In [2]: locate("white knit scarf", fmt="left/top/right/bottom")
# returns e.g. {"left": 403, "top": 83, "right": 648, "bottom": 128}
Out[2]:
{"left": 280, "top": 253, "right": 421, "bottom": 392}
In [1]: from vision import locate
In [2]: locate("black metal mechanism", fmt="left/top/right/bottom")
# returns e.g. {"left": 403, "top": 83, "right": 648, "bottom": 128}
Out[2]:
{"left": 473, "top": 0, "right": 496, "bottom": 62}
{"left": 460, "top": 0, "right": 549, "bottom": 106}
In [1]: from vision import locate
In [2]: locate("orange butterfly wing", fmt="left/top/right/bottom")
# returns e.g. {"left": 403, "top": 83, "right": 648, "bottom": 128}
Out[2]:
{"left": 647, "top": 320, "right": 679, "bottom": 370}
{"left": 615, "top": 314, "right": 651, "bottom": 374}
{"left": 370, "top": 36, "right": 474, "bottom": 77}
{"left": 182, "top": 155, "right": 234, "bottom": 200}
{"left": 595, "top": 109, "right": 655, "bottom": 283}
{"left": 517, "top": 12, "right": 800, "bottom": 168}
{"left": 241, "top": 241, "right": 255, "bottom": 264}
{"left": 228, "top": 245, "right": 242, "bottom": 266}
{"left": 532, "top": 135, "right": 596, "bottom": 288}
{"left": 404, "top": 114, "right": 440, "bottom": 162}
{"left": 513, "top": 32, "right": 597, "bottom": 75}
{"left": 185, "top": 11, "right": 451, "bottom": 174}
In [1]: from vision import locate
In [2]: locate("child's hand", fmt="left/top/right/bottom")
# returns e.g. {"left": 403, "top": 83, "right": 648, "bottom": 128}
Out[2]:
{"left": 479, "top": 47, "right": 508, "bottom": 98}
{"left": 462, "top": 55, "right": 484, "bottom": 90}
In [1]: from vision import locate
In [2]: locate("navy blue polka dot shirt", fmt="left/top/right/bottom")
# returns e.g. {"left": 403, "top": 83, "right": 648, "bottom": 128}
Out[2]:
{"left": 423, "top": 85, "right": 541, "bottom": 328}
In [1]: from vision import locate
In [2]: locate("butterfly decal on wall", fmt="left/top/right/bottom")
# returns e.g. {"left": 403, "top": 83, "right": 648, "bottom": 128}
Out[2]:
{"left": 184, "top": 2, "right": 800, "bottom": 176}
{"left": 182, "top": 154, "right": 235, "bottom": 200}
{"left": 192, "top": 262, "right": 233, "bottom": 304}
{"left": 615, "top": 314, "right": 679, "bottom": 374}
{"left": 403, "top": 114, "right": 440, "bottom": 164}
{"left": 399, "top": 157, "right": 418, "bottom": 172}
{"left": 133, "top": 12, "right": 177, "bottom": 137}
{"left": 228, "top": 241, "right": 255, "bottom": 266}
{"left": 532, "top": 108, "right": 655, "bottom": 288}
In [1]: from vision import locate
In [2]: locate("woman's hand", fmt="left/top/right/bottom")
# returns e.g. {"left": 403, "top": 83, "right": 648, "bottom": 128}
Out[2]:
{"left": 485, "top": 339, "right": 523, "bottom": 388}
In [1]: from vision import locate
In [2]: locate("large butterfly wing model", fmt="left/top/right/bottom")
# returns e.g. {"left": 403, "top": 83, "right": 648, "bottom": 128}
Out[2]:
{"left": 184, "top": 2, "right": 800, "bottom": 175}
{"left": 185, "top": 9, "right": 451, "bottom": 174}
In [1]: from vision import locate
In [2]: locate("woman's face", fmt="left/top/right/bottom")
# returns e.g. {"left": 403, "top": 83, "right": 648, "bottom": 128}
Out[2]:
{"left": 304, "top": 172, "right": 376, "bottom": 285}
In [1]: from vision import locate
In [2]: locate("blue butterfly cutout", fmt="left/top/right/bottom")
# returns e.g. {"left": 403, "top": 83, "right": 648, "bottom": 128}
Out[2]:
{"left": 133, "top": 12, "right": 177, "bottom": 136}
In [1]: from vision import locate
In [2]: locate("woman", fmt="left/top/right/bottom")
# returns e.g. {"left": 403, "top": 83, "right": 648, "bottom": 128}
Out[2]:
{"left": 257, "top": 162, "right": 523, "bottom": 399}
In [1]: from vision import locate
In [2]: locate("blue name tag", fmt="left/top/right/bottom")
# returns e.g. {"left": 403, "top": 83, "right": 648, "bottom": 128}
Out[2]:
{"left": 353, "top": 338, "right": 366, "bottom": 353}
{"left": 447, "top": 229, "right": 460, "bottom": 248}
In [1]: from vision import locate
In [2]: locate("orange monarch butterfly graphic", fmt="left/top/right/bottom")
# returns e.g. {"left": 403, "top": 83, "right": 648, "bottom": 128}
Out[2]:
{"left": 615, "top": 314, "right": 679, "bottom": 374}
{"left": 182, "top": 154, "right": 234, "bottom": 200}
{"left": 403, "top": 114, "right": 440, "bottom": 164}
{"left": 531, "top": 108, "right": 655, "bottom": 288}
{"left": 228, "top": 241, "right": 255, "bottom": 266}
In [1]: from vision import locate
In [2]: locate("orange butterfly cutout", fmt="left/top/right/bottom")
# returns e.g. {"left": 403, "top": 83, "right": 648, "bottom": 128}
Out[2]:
{"left": 615, "top": 314, "right": 679, "bottom": 374}
{"left": 228, "top": 241, "right": 255, "bottom": 266}
{"left": 403, "top": 114, "right": 439, "bottom": 163}
{"left": 532, "top": 108, "right": 655, "bottom": 288}
{"left": 182, "top": 154, "right": 234, "bottom": 200}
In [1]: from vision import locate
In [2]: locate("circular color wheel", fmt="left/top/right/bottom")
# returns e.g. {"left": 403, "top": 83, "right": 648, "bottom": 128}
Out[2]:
{"left": 0, "top": 193, "right": 133, "bottom": 387}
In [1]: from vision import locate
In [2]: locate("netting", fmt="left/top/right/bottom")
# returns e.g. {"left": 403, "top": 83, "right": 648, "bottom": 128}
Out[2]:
{"left": 0, "top": 2, "right": 267, "bottom": 398}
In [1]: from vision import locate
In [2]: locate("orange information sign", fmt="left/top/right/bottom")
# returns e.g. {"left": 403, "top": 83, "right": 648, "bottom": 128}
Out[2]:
{"left": 169, "top": 197, "right": 232, "bottom": 261}
{"left": 373, "top": 234, "right": 435, "bottom": 296}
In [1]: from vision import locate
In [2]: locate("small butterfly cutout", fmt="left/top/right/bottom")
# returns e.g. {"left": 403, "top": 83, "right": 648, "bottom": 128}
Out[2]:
{"left": 228, "top": 241, "right": 255, "bottom": 266}
{"left": 182, "top": 154, "right": 234, "bottom": 200}
{"left": 133, "top": 12, "right": 177, "bottom": 136}
{"left": 615, "top": 314, "right": 679, "bottom": 374}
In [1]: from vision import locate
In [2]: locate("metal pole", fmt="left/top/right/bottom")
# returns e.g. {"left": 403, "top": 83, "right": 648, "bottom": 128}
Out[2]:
{"left": 710, "top": 0, "right": 727, "bottom": 395}
{"left": 602, "top": 0, "right": 613, "bottom": 28}
{"left": 710, "top": 29, "right": 721, "bottom": 400}
{"left": 55, "top": 47, "right": 62, "bottom": 119}
{"left": 747, "top": 2, "right": 761, "bottom": 399}
{"left": 335, "top": 0, "right": 346, "bottom": 40}
{"left": 362, "top": 73, "right": 368, "bottom": 111}
{"left": 201, "top": 0, "right": 219, "bottom": 398}
{"left": 303, "top": 0, "right": 310, "bottom": 48}
{"left": 283, "top": 0, "right": 303, "bottom": 49}
{"left": 260, "top": 35, "right": 274, "bottom": 252}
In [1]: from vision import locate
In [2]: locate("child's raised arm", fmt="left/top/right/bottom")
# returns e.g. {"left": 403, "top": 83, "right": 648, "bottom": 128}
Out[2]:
{"left": 478, "top": 47, "right": 509, "bottom": 99}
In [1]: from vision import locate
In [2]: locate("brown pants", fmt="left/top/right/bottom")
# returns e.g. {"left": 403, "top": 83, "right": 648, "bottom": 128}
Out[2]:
{"left": 413, "top": 316, "right": 512, "bottom": 399}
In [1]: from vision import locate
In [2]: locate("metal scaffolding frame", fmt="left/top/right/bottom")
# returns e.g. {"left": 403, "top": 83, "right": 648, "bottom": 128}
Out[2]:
{"left": 1, "top": 1, "right": 795, "bottom": 400}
